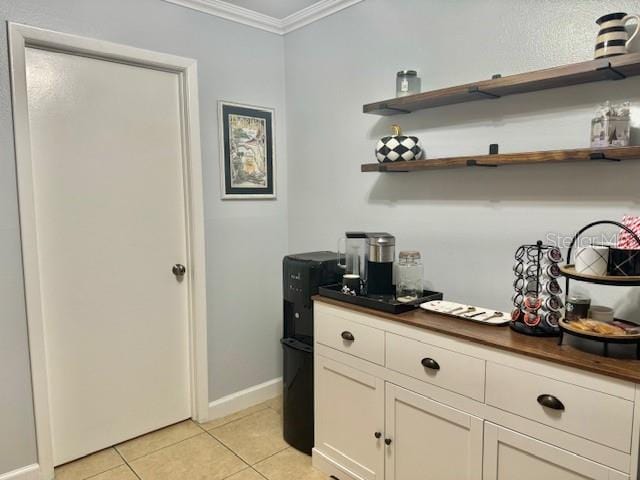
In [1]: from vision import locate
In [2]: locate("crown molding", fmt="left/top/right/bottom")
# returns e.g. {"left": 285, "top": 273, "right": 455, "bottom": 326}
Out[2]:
{"left": 163, "top": 0, "right": 364, "bottom": 35}
{"left": 164, "top": 0, "right": 282, "bottom": 33}
{"left": 281, "top": 0, "right": 364, "bottom": 33}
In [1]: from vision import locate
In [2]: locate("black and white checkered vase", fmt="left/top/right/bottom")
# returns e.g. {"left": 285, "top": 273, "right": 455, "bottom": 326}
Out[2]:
{"left": 375, "top": 135, "right": 423, "bottom": 163}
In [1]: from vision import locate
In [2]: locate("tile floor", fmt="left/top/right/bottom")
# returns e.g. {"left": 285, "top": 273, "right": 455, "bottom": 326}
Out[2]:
{"left": 54, "top": 396, "right": 326, "bottom": 480}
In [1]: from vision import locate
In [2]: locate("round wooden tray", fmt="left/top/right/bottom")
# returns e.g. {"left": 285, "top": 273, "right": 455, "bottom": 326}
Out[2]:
{"left": 560, "top": 264, "right": 640, "bottom": 286}
{"left": 559, "top": 319, "right": 640, "bottom": 341}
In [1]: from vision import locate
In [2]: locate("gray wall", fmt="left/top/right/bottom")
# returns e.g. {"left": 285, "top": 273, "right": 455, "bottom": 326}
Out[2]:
{"left": 0, "top": 0, "right": 286, "bottom": 473}
{"left": 285, "top": 0, "right": 640, "bottom": 315}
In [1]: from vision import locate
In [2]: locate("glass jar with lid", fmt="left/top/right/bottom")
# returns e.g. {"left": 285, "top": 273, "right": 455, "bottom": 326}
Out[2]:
{"left": 396, "top": 70, "right": 421, "bottom": 97}
{"left": 396, "top": 251, "right": 423, "bottom": 302}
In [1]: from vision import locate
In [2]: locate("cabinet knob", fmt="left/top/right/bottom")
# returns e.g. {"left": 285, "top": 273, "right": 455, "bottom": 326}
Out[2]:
{"left": 374, "top": 432, "right": 382, "bottom": 439}
{"left": 341, "top": 331, "right": 355, "bottom": 342}
{"left": 421, "top": 357, "right": 440, "bottom": 370}
{"left": 385, "top": 438, "right": 392, "bottom": 446}
{"left": 537, "top": 394, "right": 565, "bottom": 411}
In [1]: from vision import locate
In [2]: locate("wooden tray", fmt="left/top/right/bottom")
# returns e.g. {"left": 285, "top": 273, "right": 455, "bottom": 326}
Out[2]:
{"left": 560, "top": 265, "right": 640, "bottom": 286}
{"left": 559, "top": 319, "right": 640, "bottom": 341}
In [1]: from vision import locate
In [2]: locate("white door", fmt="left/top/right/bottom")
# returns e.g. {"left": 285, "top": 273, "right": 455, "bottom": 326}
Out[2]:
{"left": 315, "top": 356, "right": 384, "bottom": 480}
{"left": 384, "top": 383, "right": 483, "bottom": 480}
{"left": 23, "top": 46, "right": 191, "bottom": 465}
{"left": 483, "top": 423, "right": 629, "bottom": 480}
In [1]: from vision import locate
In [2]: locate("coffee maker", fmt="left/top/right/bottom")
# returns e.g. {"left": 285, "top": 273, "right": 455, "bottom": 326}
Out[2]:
{"left": 337, "top": 232, "right": 396, "bottom": 296}
{"left": 366, "top": 233, "right": 395, "bottom": 296}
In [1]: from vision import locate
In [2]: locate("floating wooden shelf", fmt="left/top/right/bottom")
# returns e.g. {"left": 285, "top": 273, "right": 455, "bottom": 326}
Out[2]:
{"left": 560, "top": 264, "right": 640, "bottom": 287}
{"left": 361, "top": 146, "right": 640, "bottom": 172}
{"left": 363, "top": 53, "right": 640, "bottom": 116}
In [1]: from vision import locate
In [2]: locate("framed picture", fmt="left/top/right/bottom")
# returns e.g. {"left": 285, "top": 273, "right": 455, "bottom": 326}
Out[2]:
{"left": 218, "top": 101, "right": 276, "bottom": 199}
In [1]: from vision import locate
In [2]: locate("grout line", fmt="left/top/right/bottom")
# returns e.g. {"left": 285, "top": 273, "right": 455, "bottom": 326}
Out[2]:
{"left": 113, "top": 445, "right": 143, "bottom": 480}
{"left": 250, "top": 466, "right": 269, "bottom": 479}
{"left": 249, "top": 446, "right": 290, "bottom": 467}
{"left": 204, "top": 405, "right": 272, "bottom": 432}
{"left": 116, "top": 422, "right": 204, "bottom": 463}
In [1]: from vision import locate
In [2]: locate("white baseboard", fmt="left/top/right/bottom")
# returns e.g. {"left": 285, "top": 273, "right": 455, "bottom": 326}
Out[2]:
{"left": 0, "top": 464, "right": 40, "bottom": 480}
{"left": 208, "top": 377, "right": 282, "bottom": 421}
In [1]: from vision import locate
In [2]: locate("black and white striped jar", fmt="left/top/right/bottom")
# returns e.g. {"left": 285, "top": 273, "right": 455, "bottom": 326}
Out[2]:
{"left": 594, "top": 12, "right": 640, "bottom": 59}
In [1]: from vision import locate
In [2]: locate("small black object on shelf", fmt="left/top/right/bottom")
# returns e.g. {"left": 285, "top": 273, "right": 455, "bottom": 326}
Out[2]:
{"left": 318, "top": 284, "right": 443, "bottom": 314}
{"left": 489, "top": 144, "right": 499, "bottom": 155}
{"left": 559, "top": 220, "right": 640, "bottom": 358}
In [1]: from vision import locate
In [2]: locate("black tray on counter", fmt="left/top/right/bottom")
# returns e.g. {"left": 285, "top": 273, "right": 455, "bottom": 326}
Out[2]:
{"left": 318, "top": 284, "right": 443, "bottom": 314}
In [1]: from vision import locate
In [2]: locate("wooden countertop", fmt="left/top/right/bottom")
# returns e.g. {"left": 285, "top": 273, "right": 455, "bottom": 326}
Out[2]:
{"left": 313, "top": 296, "right": 640, "bottom": 384}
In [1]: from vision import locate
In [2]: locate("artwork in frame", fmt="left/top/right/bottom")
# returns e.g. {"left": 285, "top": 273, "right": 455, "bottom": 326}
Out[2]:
{"left": 218, "top": 101, "right": 276, "bottom": 199}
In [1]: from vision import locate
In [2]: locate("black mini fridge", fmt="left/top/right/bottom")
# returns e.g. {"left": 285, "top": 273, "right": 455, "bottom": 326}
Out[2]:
{"left": 282, "top": 252, "right": 339, "bottom": 454}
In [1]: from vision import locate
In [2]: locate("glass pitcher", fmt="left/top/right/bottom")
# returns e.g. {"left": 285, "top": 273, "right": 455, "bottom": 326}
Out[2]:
{"left": 337, "top": 232, "right": 367, "bottom": 282}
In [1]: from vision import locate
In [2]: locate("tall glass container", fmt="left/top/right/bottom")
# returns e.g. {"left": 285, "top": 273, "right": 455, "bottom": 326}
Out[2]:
{"left": 396, "top": 251, "right": 423, "bottom": 302}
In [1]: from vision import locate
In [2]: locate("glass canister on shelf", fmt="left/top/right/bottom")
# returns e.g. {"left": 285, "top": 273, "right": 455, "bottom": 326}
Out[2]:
{"left": 396, "top": 70, "right": 421, "bottom": 97}
{"left": 590, "top": 101, "right": 631, "bottom": 148}
{"left": 396, "top": 251, "right": 423, "bottom": 303}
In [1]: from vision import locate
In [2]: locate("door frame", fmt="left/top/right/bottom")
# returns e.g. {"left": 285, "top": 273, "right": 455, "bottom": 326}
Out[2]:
{"left": 8, "top": 23, "right": 208, "bottom": 479}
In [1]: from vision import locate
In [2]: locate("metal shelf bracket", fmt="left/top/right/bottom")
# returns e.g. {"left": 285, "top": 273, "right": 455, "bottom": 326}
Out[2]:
{"left": 468, "top": 86, "right": 501, "bottom": 99}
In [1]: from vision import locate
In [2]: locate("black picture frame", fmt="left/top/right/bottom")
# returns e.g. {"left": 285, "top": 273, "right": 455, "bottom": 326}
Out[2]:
{"left": 218, "top": 101, "right": 275, "bottom": 199}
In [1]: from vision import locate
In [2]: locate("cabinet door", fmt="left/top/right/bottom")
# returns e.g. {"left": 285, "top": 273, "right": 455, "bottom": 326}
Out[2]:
{"left": 483, "top": 423, "right": 629, "bottom": 480}
{"left": 385, "top": 383, "right": 483, "bottom": 480}
{"left": 316, "top": 356, "right": 384, "bottom": 480}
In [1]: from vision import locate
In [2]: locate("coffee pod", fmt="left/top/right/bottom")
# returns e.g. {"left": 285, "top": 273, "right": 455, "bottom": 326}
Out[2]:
{"left": 523, "top": 312, "right": 541, "bottom": 327}
{"left": 511, "top": 307, "right": 523, "bottom": 322}
{"left": 543, "top": 295, "right": 563, "bottom": 312}
{"left": 542, "top": 279, "right": 562, "bottom": 296}
{"left": 544, "top": 263, "right": 561, "bottom": 279}
{"left": 541, "top": 310, "right": 561, "bottom": 328}
{"left": 523, "top": 294, "right": 542, "bottom": 311}
{"left": 546, "top": 247, "right": 563, "bottom": 263}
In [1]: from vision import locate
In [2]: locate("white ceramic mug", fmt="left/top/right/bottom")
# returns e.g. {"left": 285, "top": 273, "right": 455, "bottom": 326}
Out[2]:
{"left": 575, "top": 245, "right": 609, "bottom": 276}
{"left": 589, "top": 305, "right": 615, "bottom": 322}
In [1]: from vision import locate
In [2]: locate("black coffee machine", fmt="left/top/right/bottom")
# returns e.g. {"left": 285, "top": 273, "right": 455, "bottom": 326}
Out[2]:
{"left": 281, "top": 252, "right": 340, "bottom": 454}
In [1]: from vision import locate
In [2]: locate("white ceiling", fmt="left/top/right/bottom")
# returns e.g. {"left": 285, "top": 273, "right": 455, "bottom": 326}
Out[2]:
{"left": 221, "top": 0, "right": 322, "bottom": 19}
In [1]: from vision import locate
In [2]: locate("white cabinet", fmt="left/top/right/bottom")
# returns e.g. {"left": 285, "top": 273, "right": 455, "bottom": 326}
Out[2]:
{"left": 313, "top": 302, "right": 639, "bottom": 480}
{"left": 483, "top": 423, "right": 629, "bottom": 480}
{"left": 316, "top": 355, "right": 385, "bottom": 480}
{"left": 385, "top": 383, "right": 483, "bottom": 480}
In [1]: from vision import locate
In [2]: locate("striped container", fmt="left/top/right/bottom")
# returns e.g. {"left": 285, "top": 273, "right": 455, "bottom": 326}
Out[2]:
{"left": 595, "top": 12, "right": 640, "bottom": 59}
{"left": 595, "top": 12, "right": 640, "bottom": 58}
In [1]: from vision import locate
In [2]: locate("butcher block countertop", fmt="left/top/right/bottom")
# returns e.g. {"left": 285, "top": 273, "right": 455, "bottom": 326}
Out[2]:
{"left": 313, "top": 295, "right": 640, "bottom": 384}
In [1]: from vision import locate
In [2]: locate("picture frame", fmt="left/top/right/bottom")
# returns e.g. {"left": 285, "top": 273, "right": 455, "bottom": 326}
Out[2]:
{"left": 218, "top": 101, "right": 276, "bottom": 200}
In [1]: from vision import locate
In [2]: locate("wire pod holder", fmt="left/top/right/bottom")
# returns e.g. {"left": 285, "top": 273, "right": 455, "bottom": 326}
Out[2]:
{"left": 511, "top": 240, "right": 564, "bottom": 337}
{"left": 559, "top": 220, "right": 640, "bottom": 358}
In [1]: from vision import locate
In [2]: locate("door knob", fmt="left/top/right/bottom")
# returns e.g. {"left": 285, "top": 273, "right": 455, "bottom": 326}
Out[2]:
{"left": 172, "top": 264, "right": 186, "bottom": 277}
{"left": 385, "top": 438, "right": 392, "bottom": 446}
{"left": 374, "top": 432, "right": 382, "bottom": 439}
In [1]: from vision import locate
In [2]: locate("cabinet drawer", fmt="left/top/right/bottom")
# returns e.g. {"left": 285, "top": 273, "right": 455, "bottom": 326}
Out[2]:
{"left": 316, "top": 311, "right": 385, "bottom": 365}
{"left": 485, "top": 363, "right": 634, "bottom": 453}
{"left": 386, "top": 333, "right": 485, "bottom": 401}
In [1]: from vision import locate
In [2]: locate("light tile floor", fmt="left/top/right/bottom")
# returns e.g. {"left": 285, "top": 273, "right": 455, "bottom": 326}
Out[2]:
{"left": 54, "top": 396, "right": 326, "bottom": 480}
